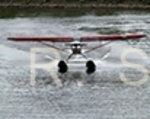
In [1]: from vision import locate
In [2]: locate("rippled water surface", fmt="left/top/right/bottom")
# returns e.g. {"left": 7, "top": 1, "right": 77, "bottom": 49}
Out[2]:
{"left": 0, "top": 8, "right": 150, "bottom": 119}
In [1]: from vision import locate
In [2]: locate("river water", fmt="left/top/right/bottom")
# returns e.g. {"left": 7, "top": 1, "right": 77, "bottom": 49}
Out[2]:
{"left": 0, "top": 8, "right": 150, "bottom": 119}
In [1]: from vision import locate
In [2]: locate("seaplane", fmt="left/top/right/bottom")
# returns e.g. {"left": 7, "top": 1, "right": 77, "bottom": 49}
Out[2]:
{"left": 8, "top": 33, "right": 146, "bottom": 74}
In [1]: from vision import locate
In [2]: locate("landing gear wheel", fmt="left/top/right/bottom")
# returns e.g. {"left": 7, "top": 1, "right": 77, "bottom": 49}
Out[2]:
{"left": 58, "top": 60, "right": 68, "bottom": 74}
{"left": 86, "top": 60, "right": 96, "bottom": 74}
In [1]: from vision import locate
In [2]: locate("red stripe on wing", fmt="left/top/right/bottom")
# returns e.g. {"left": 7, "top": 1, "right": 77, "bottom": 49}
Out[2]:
{"left": 8, "top": 36, "right": 74, "bottom": 42}
{"left": 81, "top": 34, "right": 146, "bottom": 41}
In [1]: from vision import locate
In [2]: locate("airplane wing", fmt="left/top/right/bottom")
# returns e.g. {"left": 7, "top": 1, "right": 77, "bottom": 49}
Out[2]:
{"left": 8, "top": 33, "right": 146, "bottom": 42}
{"left": 8, "top": 36, "right": 74, "bottom": 42}
{"left": 81, "top": 34, "right": 146, "bottom": 41}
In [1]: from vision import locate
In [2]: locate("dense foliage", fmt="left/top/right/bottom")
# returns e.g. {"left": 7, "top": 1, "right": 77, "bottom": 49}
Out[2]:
{"left": 0, "top": 0, "right": 150, "bottom": 4}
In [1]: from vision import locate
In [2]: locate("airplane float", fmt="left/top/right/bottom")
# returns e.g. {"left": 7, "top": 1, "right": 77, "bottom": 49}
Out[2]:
{"left": 8, "top": 33, "right": 146, "bottom": 74}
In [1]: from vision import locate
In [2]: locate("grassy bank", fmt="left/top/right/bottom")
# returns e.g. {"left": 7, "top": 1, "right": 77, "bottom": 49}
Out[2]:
{"left": 0, "top": 3, "right": 150, "bottom": 9}
{"left": 0, "top": 0, "right": 150, "bottom": 9}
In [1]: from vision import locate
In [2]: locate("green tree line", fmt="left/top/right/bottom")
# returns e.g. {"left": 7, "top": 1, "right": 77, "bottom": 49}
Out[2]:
{"left": 0, "top": 0, "right": 149, "bottom": 4}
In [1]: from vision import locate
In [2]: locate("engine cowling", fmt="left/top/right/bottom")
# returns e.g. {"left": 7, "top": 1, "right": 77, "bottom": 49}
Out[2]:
{"left": 58, "top": 60, "right": 68, "bottom": 74}
{"left": 86, "top": 60, "right": 96, "bottom": 74}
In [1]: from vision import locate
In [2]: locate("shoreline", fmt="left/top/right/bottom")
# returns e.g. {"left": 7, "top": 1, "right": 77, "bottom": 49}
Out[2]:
{"left": 0, "top": 3, "right": 150, "bottom": 9}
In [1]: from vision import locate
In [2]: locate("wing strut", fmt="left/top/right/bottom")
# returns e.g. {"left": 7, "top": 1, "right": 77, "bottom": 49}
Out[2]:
{"left": 84, "top": 41, "right": 112, "bottom": 53}
{"left": 41, "top": 42, "right": 69, "bottom": 53}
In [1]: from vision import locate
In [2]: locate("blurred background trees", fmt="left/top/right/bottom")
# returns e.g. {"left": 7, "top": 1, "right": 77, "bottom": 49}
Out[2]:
{"left": 0, "top": 0, "right": 149, "bottom": 4}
